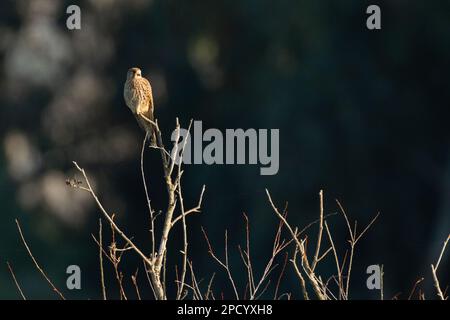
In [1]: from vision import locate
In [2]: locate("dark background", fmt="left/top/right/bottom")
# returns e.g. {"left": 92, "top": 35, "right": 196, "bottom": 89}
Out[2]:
{"left": 0, "top": 0, "right": 449, "bottom": 299}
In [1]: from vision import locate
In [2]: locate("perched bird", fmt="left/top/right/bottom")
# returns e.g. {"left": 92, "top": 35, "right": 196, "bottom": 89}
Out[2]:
{"left": 123, "top": 67, "right": 156, "bottom": 144}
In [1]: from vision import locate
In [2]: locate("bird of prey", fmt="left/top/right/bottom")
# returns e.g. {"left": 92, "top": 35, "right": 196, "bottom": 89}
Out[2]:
{"left": 123, "top": 67, "right": 156, "bottom": 144}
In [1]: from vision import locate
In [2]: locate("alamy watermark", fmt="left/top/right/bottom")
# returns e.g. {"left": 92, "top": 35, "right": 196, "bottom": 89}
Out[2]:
{"left": 366, "top": 5, "right": 381, "bottom": 30}
{"left": 66, "top": 265, "right": 81, "bottom": 290}
{"left": 366, "top": 264, "right": 383, "bottom": 290}
{"left": 170, "top": 121, "right": 279, "bottom": 176}
{"left": 66, "top": 5, "right": 81, "bottom": 30}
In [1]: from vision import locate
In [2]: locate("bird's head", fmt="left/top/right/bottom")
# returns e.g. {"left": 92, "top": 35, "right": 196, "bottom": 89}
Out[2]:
{"left": 127, "top": 67, "right": 142, "bottom": 80}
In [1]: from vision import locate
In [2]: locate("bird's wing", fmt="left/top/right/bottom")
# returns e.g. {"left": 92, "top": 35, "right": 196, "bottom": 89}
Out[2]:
{"left": 141, "top": 77, "right": 154, "bottom": 114}
{"left": 123, "top": 81, "right": 135, "bottom": 110}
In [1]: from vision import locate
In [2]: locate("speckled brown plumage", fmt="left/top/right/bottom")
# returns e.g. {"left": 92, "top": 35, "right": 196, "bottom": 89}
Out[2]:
{"left": 124, "top": 67, "right": 155, "bottom": 140}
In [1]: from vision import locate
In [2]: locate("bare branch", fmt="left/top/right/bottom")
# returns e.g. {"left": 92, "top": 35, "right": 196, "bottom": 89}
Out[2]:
{"left": 140, "top": 132, "right": 156, "bottom": 256}
{"left": 15, "top": 219, "right": 65, "bottom": 300}
{"left": 172, "top": 185, "right": 206, "bottom": 227}
{"left": 311, "top": 190, "right": 324, "bottom": 271}
{"left": 201, "top": 227, "right": 240, "bottom": 299}
{"left": 324, "top": 221, "right": 343, "bottom": 299}
{"left": 291, "top": 248, "right": 309, "bottom": 300}
{"left": 6, "top": 261, "right": 26, "bottom": 300}
{"left": 266, "top": 189, "right": 327, "bottom": 300}
{"left": 72, "top": 162, "right": 152, "bottom": 267}
{"left": 431, "top": 235, "right": 449, "bottom": 300}
{"left": 408, "top": 277, "right": 424, "bottom": 300}
{"left": 98, "top": 219, "right": 107, "bottom": 300}
{"left": 205, "top": 273, "right": 216, "bottom": 300}
{"left": 131, "top": 269, "right": 142, "bottom": 300}
{"left": 274, "top": 252, "right": 289, "bottom": 299}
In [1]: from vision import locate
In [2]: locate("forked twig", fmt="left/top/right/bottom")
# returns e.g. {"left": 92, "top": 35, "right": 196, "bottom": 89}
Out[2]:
{"left": 73, "top": 161, "right": 151, "bottom": 267}
{"left": 336, "top": 199, "right": 380, "bottom": 299}
{"left": 266, "top": 190, "right": 327, "bottom": 300}
{"left": 431, "top": 235, "right": 449, "bottom": 300}
{"left": 408, "top": 277, "right": 424, "bottom": 300}
{"left": 202, "top": 227, "right": 240, "bottom": 299}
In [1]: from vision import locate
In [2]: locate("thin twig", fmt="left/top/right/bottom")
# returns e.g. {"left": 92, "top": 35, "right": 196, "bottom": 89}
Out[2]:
{"left": 249, "top": 209, "right": 291, "bottom": 300}
{"left": 15, "top": 219, "right": 65, "bottom": 300}
{"left": 202, "top": 227, "right": 240, "bottom": 299}
{"left": 291, "top": 248, "right": 309, "bottom": 300}
{"left": 311, "top": 190, "right": 324, "bottom": 271}
{"left": 205, "top": 273, "right": 216, "bottom": 300}
{"left": 171, "top": 185, "right": 206, "bottom": 227}
{"left": 108, "top": 220, "right": 128, "bottom": 300}
{"left": 380, "top": 264, "right": 384, "bottom": 300}
{"left": 132, "top": 269, "right": 142, "bottom": 300}
{"left": 72, "top": 161, "right": 151, "bottom": 267}
{"left": 431, "top": 235, "right": 449, "bottom": 300}
{"left": 6, "top": 261, "right": 26, "bottom": 300}
{"left": 98, "top": 219, "right": 107, "bottom": 300}
{"left": 141, "top": 132, "right": 156, "bottom": 256}
{"left": 274, "top": 252, "right": 289, "bottom": 299}
{"left": 408, "top": 277, "right": 424, "bottom": 300}
{"left": 266, "top": 190, "right": 326, "bottom": 300}
{"left": 336, "top": 199, "right": 379, "bottom": 299}
{"left": 324, "top": 221, "right": 343, "bottom": 299}
{"left": 435, "top": 235, "right": 449, "bottom": 270}
{"left": 240, "top": 213, "right": 255, "bottom": 297}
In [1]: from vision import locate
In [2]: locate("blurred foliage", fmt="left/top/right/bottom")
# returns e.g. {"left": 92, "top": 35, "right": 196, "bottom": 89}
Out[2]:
{"left": 0, "top": 0, "right": 449, "bottom": 299}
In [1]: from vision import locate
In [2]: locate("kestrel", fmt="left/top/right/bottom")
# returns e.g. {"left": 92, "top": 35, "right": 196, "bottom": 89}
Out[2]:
{"left": 123, "top": 67, "right": 156, "bottom": 144}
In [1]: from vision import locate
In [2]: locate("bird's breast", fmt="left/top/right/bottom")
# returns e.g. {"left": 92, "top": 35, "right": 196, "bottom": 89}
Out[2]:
{"left": 124, "top": 81, "right": 139, "bottom": 113}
